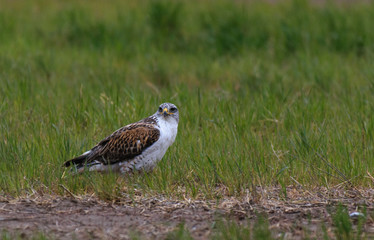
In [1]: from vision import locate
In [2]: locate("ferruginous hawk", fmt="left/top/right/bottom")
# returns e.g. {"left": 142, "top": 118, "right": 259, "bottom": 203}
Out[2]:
{"left": 64, "top": 103, "right": 179, "bottom": 174}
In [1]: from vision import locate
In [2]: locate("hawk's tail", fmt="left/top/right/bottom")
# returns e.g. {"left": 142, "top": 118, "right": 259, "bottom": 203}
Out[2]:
{"left": 63, "top": 151, "right": 103, "bottom": 176}
{"left": 64, "top": 154, "right": 88, "bottom": 168}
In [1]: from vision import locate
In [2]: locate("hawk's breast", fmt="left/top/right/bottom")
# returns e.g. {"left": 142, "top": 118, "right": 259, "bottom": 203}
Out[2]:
{"left": 129, "top": 116, "right": 178, "bottom": 171}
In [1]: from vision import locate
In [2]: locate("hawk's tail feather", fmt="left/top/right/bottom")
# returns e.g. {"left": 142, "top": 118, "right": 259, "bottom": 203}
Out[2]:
{"left": 64, "top": 151, "right": 102, "bottom": 175}
{"left": 64, "top": 154, "right": 88, "bottom": 168}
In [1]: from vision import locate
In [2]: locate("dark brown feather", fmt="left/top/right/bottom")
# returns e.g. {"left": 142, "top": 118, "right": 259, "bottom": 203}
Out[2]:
{"left": 64, "top": 117, "right": 160, "bottom": 168}
{"left": 64, "top": 154, "right": 87, "bottom": 167}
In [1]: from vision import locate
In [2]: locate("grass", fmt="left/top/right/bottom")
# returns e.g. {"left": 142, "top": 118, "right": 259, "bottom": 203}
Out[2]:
{"left": 0, "top": 231, "right": 49, "bottom": 240}
{"left": 1, "top": 0, "right": 374, "bottom": 200}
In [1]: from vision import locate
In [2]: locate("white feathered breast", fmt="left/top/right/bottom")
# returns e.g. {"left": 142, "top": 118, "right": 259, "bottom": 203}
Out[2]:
{"left": 120, "top": 114, "right": 178, "bottom": 172}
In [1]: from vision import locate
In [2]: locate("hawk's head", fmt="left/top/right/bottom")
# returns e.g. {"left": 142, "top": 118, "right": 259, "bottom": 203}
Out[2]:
{"left": 156, "top": 103, "right": 179, "bottom": 123}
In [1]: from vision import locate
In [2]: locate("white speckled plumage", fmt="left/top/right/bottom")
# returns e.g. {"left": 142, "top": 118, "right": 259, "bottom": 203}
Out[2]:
{"left": 64, "top": 103, "right": 179, "bottom": 174}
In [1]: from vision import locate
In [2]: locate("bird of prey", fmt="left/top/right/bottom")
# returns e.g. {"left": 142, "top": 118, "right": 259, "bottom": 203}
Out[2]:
{"left": 64, "top": 103, "right": 179, "bottom": 174}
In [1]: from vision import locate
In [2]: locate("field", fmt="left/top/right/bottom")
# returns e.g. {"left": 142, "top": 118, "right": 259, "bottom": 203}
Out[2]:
{"left": 1, "top": 0, "right": 374, "bottom": 239}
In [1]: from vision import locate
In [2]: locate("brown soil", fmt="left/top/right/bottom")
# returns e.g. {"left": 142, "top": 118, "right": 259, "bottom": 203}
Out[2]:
{"left": 1, "top": 187, "right": 374, "bottom": 239}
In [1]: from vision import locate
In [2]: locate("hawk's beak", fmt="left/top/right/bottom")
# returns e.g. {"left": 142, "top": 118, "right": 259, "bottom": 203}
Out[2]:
{"left": 162, "top": 108, "right": 169, "bottom": 116}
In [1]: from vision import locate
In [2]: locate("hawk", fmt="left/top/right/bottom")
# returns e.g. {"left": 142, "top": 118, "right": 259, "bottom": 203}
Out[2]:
{"left": 64, "top": 103, "right": 179, "bottom": 174}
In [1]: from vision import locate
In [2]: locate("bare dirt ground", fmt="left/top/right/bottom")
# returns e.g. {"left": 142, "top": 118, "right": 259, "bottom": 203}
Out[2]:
{"left": 1, "top": 187, "right": 374, "bottom": 239}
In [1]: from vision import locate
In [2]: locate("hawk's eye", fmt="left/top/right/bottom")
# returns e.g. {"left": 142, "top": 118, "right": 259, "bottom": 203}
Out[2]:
{"left": 170, "top": 107, "right": 177, "bottom": 112}
{"left": 158, "top": 107, "right": 163, "bottom": 112}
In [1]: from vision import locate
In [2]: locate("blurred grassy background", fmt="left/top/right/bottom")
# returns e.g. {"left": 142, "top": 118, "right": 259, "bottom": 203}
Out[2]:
{"left": 1, "top": 0, "right": 374, "bottom": 198}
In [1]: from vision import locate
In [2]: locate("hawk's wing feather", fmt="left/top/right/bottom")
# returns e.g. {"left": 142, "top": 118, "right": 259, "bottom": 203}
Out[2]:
{"left": 89, "top": 123, "right": 160, "bottom": 165}
{"left": 64, "top": 121, "right": 160, "bottom": 167}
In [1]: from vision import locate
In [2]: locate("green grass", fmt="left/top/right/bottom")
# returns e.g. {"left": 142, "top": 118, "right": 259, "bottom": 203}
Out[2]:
{"left": 1, "top": 0, "right": 374, "bottom": 199}
{"left": 1, "top": 231, "right": 50, "bottom": 240}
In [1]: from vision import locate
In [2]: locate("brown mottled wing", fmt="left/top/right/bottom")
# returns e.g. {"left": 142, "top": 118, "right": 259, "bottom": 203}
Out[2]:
{"left": 86, "top": 123, "right": 160, "bottom": 165}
